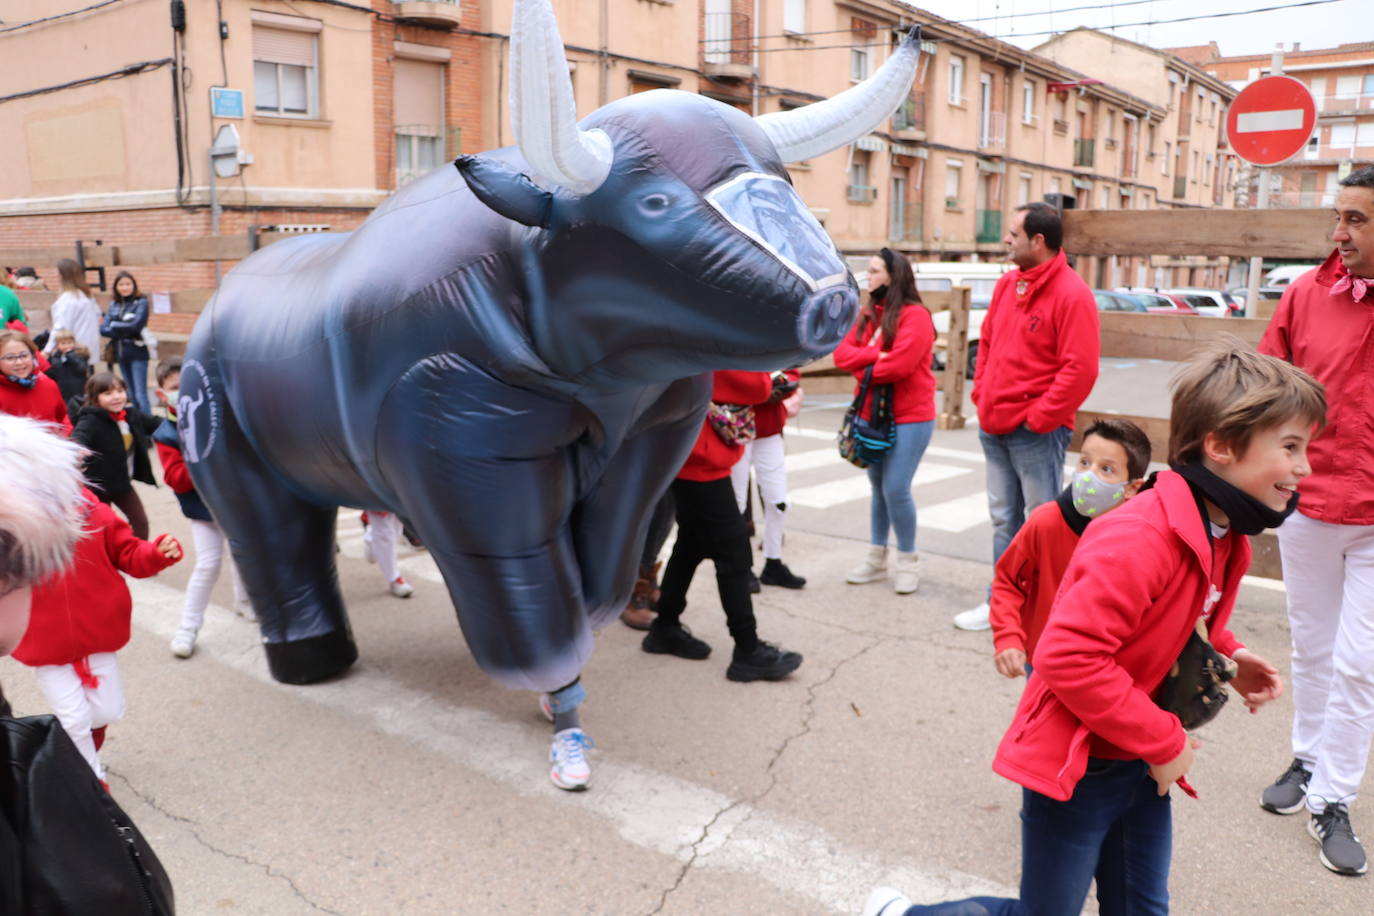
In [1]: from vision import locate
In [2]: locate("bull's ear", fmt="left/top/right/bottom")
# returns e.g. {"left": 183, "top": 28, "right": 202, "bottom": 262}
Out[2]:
{"left": 455, "top": 155, "right": 553, "bottom": 228}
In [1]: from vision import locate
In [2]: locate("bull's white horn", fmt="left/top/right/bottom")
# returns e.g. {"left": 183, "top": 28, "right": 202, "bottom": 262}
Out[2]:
{"left": 509, "top": 0, "right": 614, "bottom": 195}
{"left": 756, "top": 26, "right": 922, "bottom": 163}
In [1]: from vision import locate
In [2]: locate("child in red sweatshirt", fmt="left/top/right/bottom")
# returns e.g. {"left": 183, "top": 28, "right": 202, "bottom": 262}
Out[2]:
{"left": 989, "top": 418, "right": 1152, "bottom": 679}
{"left": 642, "top": 370, "right": 803, "bottom": 683}
{"left": 11, "top": 490, "right": 181, "bottom": 784}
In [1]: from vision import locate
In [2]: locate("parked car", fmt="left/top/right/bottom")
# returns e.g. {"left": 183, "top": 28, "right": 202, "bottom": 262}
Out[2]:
{"left": 1116, "top": 287, "right": 1187, "bottom": 311}
{"left": 1094, "top": 290, "right": 1148, "bottom": 313}
{"left": 1166, "top": 287, "right": 1242, "bottom": 317}
{"left": 1226, "top": 285, "right": 1285, "bottom": 305}
{"left": 1263, "top": 264, "right": 1318, "bottom": 289}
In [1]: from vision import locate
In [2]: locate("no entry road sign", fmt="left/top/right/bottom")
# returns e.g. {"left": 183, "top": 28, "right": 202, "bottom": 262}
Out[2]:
{"left": 1226, "top": 75, "right": 1317, "bottom": 166}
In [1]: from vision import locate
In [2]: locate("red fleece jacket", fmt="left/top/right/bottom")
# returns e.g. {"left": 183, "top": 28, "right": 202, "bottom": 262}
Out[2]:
{"left": 750, "top": 369, "right": 801, "bottom": 439}
{"left": 989, "top": 499, "right": 1083, "bottom": 658}
{"left": 0, "top": 373, "right": 71, "bottom": 434}
{"left": 971, "top": 250, "right": 1100, "bottom": 435}
{"left": 677, "top": 371, "right": 772, "bottom": 482}
{"left": 12, "top": 489, "right": 180, "bottom": 667}
{"left": 1259, "top": 250, "right": 1374, "bottom": 525}
{"left": 992, "top": 470, "right": 1248, "bottom": 801}
{"left": 831, "top": 302, "right": 936, "bottom": 423}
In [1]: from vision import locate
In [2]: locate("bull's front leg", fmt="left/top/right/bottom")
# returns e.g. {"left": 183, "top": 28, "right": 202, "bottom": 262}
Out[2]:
{"left": 375, "top": 355, "right": 590, "bottom": 692}
{"left": 572, "top": 375, "right": 711, "bottom": 627}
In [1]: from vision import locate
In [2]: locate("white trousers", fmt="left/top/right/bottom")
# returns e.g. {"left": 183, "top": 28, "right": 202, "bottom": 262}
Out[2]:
{"left": 33, "top": 652, "right": 125, "bottom": 780}
{"left": 1278, "top": 511, "right": 1374, "bottom": 812}
{"left": 729, "top": 433, "right": 788, "bottom": 559}
{"left": 180, "top": 518, "right": 246, "bottom": 635}
{"left": 363, "top": 511, "right": 404, "bottom": 583}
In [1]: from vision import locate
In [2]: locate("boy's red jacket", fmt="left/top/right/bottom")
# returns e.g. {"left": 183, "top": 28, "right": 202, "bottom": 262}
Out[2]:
{"left": 989, "top": 496, "right": 1084, "bottom": 657}
{"left": 12, "top": 489, "right": 179, "bottom": 667}
{"left": 677, "top": 371, "right": 772, "bottom": 482}
{"left": 831, "top": 302, "right": 936, "bottom": 424}
{"left": 1258, "top": 250, "right": 1374, "bottom": 524}
{"left": 0, "top": 373, "right": 71, "bottom": 434}
{"left": 971, "top": 250, "right": 1100, "bottom": 435}
{"left": 992, "top": 470, "right": 1249, "bottom": 801}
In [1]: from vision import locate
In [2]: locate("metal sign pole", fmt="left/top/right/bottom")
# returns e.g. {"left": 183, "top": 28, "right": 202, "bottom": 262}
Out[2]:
{"left": 1244, "top": 45, "right": 1285, "bottom": 318}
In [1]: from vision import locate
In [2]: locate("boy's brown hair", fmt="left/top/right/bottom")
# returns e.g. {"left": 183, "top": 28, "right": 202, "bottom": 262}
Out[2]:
{"left": 1169, "top": 338, "right": 1326, "bottom": 467}
{"left": 83, "top": 370, "right": 127, "bottom": 407}
{"left": 1082, "top": 418, "right": 1153, "bottom": 480}
{"left": 52, "top": 328, "right": 76, "bottom": 344}
{"left": 155, "top": 356, "right": 182, "bottom": 388}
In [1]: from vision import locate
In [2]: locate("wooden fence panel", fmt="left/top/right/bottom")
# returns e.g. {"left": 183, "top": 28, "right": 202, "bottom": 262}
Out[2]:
{"left": 1097, "top": 312, "right": 1267, "bottom": 361}
{"left": 1063, "top": 208, "right": 1332, "bottom": 259}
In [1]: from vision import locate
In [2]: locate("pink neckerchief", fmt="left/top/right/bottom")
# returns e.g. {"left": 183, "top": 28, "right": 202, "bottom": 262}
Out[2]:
{"left": 1012, "top": 249, "right": 1067, "bottom": 308}
{"left": 1323, "top": 249, "right": 1373, "bottom": 302}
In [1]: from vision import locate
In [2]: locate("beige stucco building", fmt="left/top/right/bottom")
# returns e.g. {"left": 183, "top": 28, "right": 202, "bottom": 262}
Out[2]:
{"left": 1, "top": 2, "right": 1240, "bottom": 300}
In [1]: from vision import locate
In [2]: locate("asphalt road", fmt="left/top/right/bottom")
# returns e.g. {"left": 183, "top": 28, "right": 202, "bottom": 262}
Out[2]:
{"left": 1, "top": 357, "right": 1366, "bottom": 915}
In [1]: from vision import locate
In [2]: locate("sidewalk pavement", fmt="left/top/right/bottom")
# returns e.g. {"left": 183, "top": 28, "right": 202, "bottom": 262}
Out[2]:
{"left": 1, "top": 469, "right": 1368, "bottom": 915}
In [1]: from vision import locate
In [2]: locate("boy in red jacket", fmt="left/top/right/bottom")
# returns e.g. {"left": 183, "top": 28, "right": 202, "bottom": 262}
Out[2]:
{"left": 864, "top": 344, "right": 1324, "bottom": 916}
{"left": 990, "top": 418, "right": 1152, "bottom": 679}
{"left": 11, "top": 490, "right": 181, "bottom": 784}
{"left": 642, "top": 370, "right": 803, "bottom": 683}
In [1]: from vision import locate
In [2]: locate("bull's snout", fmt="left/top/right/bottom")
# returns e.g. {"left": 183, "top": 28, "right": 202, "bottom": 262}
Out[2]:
{"left": 797, "top": 286, "right": 858, "bottom": 356}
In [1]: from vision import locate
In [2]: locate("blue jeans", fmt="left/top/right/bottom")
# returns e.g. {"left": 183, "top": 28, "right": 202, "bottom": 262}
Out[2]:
{"left": 119, "top": 354, "right": 151, "bottom": 414}
{"left": 867, "top": 420, "right": 934, "bottom": 554}
{"left": 901, "top": 759, "right": 1172, "bottom": 916}
{"left": 979, "top": 424, "right": 1071, "bottom": 566}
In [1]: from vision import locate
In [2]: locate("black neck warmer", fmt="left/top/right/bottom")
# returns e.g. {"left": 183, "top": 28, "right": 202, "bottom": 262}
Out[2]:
{"left": 1172, "top": 462, "right": 1299, "bottom": 536}
{"left": 869, "top": 285, "right": 889, "bottom": 305}
{"left": 1055, "top": 485, "right": 1092, "bottom": 536}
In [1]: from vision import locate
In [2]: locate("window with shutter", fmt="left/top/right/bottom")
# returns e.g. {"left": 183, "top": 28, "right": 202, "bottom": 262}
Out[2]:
{"left": 252, "top": 24, "right": 319, "bottom": 118}
{"left": 395, "top": 58, "right": 446, "bottom": 186}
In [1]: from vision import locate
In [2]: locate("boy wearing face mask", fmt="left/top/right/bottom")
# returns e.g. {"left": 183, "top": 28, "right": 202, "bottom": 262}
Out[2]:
{"left": 990, "top": 419, "right": 1152, "bottom": 679}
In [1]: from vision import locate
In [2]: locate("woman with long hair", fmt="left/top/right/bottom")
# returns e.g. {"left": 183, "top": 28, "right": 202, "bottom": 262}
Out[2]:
{"left": 43, "top": 259, "right": 102, "bottom": 364}
{"left": 833, "top": 248, "right": 937, "bottom": 595}
{"left": 100, "top": 271, "right": 153, "bottom": 413}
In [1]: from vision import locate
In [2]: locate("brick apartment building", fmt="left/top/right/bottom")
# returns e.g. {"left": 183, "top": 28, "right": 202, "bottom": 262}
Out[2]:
{"left": 1, "top": 1, "right": 1241, "bottom": 303}
{"left": 1181, "top": 40, "right": 1374, "bottom": 210}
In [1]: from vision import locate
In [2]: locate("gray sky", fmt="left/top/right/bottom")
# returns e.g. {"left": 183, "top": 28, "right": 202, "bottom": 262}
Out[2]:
{"left": 904, "top": 0, "right": 1355, "bottom": 58}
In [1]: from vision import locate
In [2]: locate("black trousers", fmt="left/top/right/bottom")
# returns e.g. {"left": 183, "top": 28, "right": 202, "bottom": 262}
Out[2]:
{"left": 654, "top": 476, "right": 758, "bottom": 652}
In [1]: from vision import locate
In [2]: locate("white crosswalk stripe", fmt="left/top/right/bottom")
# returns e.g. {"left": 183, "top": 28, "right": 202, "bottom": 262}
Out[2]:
{"left": 789, "top": 461, "right": 972, "bottom": 509}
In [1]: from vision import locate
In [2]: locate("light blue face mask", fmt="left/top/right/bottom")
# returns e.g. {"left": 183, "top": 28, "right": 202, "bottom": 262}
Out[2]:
{"left": 1071, "top": 469, "right": 1127, "bottom": 518}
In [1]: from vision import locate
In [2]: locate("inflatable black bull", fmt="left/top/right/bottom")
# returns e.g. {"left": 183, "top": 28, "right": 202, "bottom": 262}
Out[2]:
{"left": 182, "top": 0, "right": 921, "bottom": 689}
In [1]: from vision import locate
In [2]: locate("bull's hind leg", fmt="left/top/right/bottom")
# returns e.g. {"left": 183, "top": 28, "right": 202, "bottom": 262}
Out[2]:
{"left": 179, "top": 357, "right": 357, "bottom": 684}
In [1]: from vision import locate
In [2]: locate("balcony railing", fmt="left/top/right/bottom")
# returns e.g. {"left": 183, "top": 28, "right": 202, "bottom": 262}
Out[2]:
{"left": 893, "top": 92, "right": 926, "bottom": 132}
{"left": 1074, "top": 138, "right": 1095, "bottom": 168}
{"left": 703, "top": 11, "right": 752, "bottom": 73}
{"left": 977, "top": 111, "right": 1006, "bottom": 149}
{"left": 847, "top": 184, "right": 878, "bottom": 203}
{"left": 1317, "top": 92, "right": 1374, "bottom": 113}
{"left": 1173, "top": 175, "right": 1188, "bottom": 199}
{"left": 975, "top": 208, "right": 1003, "bottom": 243}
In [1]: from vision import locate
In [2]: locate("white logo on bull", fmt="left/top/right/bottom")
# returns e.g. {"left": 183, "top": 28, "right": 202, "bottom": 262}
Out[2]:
{"left": 177, "top": 359, "right": 219, "bottom": 463}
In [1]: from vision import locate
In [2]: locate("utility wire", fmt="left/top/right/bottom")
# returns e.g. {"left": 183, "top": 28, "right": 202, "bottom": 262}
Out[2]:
{"left": 0, "top": 0, "right": 124, "bottom": 34}
{"left": 0, "top": 58, "right": 172, "bottom": 104}
{"left": 704, "top": 0, "right": 1346, "bottom": 45}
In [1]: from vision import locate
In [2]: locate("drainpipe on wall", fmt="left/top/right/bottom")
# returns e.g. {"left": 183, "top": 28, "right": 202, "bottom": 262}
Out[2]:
{"left": 751, "top": 0, "right": 760, "bottom": 116}
{"left": 599, "top": 0, "right": 609, "bottom": 106}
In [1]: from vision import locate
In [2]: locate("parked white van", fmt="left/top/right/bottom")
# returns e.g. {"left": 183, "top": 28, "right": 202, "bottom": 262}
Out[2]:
{"left": 919, "top": 262, "right": 1011, "bottom": 378}
{"left": 1262, "top": 264, "right": 1319, "bottom": 289}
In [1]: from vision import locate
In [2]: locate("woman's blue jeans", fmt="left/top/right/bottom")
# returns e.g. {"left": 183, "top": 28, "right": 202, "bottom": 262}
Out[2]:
{"left": 900, "top": 759, "right": 1172, "bottom": 916}
{"left": 119, "top": 354, "right": 151, "bottom": 413}
{"left": 866, "top": 420, "right": 934, "bottom": 554}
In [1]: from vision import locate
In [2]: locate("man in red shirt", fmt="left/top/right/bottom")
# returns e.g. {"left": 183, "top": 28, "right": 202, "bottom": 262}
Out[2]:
{"left": 1257, "top": 164, "right": 1374, "bottom": 877}
{"left": 954, "top": 202, "right": 1100, "bottom": 632}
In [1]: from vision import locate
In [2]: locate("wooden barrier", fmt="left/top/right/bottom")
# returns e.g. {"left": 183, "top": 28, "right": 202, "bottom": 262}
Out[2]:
{"left": 0, "top": 230, "right": 317, "bottom": 271}
{"left": 1063, "top": 208, "right": 1332, "bottom": 259}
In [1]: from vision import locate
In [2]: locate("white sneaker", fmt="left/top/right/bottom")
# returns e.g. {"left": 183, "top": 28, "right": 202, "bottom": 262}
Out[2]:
{"left": 953, "top": 601, "right": 992, "bottom": 631}
{"left": 170, "top": 629, "right": 197, "bottom": 659}
{"left": 862, "top": 886, "right": 913, "bottom": 916}
{"left": 893, "top": 552, "right": 920, "bottom": 595}
{"left": 846, "top": 546, "right": 888, "bottom": 584}
{"left": 388, "top": 576, "right": 414, "bottom": 598}
{"left": 549, "top": 727, "right": 593, "bottom": 791}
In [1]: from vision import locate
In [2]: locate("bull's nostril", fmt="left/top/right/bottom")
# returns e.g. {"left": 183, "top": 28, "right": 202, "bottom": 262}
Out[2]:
{"left": 827, "top": 294, "right": 844, "bottom": 320}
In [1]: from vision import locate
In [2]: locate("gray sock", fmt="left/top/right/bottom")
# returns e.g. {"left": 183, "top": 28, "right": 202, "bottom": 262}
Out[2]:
{"left": 553, "top": 707, "right": 581, "bottom": 732}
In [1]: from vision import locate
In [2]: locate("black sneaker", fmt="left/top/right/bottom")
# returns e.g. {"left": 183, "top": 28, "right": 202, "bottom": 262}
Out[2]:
{"left": 748, "top": 571, "right": 761, "bottom": 594}
{"left": 1261, "top": 758, "right": 1313, "bottom": 814}
{"left": 727, "top": 641, "right": 802, "bottom": 682}
{"left": 1308, "top": 802, "right": 1368, "bottom": 876}
{"left": 759, "top": 558, "right": 806, "bottom": 589}
{"left": 642, "top": 624, "right": 712, "bottom": 660}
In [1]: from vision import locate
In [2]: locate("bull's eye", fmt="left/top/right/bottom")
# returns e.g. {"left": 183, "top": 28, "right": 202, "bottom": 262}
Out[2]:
{"left": 639, "top": 193, "right": 671, "bottom": 216}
